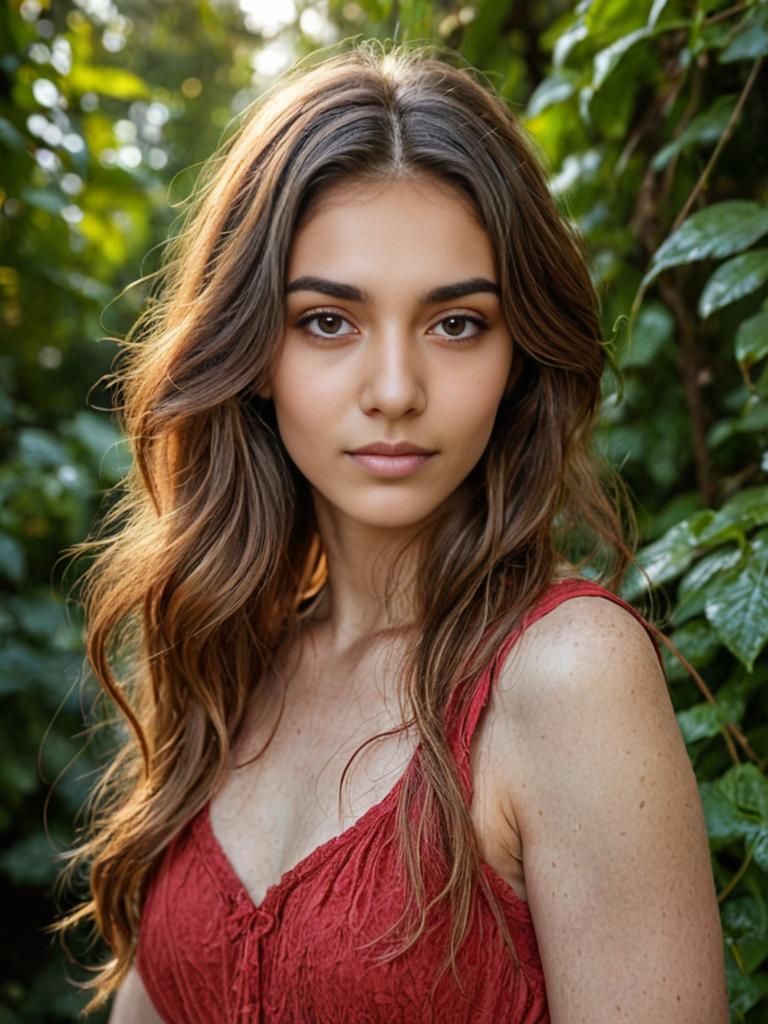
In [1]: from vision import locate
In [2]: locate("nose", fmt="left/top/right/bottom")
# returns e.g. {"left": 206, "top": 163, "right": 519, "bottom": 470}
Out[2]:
{"left": 359, "top": 328, "right": 426, "bottom": 419}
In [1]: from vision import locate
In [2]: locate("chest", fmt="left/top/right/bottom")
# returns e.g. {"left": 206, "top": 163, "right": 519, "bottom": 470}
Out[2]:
{"left": 208, "top": 638, "right": 528, "bottom": 907}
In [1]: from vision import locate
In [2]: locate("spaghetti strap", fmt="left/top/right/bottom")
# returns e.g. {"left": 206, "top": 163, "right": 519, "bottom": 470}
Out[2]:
{"left": 451, "top": 577, "right": 665, "bottom": 797}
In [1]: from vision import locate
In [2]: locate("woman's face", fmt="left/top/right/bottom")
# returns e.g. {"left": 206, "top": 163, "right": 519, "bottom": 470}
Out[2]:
{"left": 261, "top": 175, "right": 517, "bottom": 532}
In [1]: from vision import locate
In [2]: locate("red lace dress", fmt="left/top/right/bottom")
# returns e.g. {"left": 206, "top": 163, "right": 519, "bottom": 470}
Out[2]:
{"left": 136, "top": 578, "right": 664, "bottom": 1022}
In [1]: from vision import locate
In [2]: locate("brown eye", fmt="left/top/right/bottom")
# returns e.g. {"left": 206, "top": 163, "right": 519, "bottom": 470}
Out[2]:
{"left": 444, "top": 316, "right": 468, "bottom": 337}
{"left": 295, "top": 310, "right": 355, "bottom": 339}
{"left": 316, "top": 314, "right": 344, "bottom": 335}
{"left": 433, "top": 314, "right": 489, "bottom": 342}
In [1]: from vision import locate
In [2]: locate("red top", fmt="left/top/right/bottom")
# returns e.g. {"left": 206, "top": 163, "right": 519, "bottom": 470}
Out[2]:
{"left": 136, "top": 578, "right": 664, "bottom": 1023}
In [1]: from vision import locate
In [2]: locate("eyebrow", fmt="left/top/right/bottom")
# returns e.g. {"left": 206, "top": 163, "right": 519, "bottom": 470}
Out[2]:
{"left": 284, "top": 275, "right": 500, "bottom": 304}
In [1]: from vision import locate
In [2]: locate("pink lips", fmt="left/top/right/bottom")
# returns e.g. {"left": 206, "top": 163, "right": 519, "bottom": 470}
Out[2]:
{"left": 347, "top": 441, "right": 436, "bottom": 478}
{"left": 347, "top": 452, "right": 434, "bottom": 477}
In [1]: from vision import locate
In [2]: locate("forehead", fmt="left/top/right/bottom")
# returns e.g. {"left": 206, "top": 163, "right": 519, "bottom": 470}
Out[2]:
{"left": 287, "top": 175, "right": 495, "bottom": 283}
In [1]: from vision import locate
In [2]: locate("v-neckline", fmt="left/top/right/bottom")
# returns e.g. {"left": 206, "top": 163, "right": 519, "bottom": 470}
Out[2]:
{"left": 196, "top": 740, "right": 422, "bottom": 917}
{"left": 195, "top": 739, "right": 536, "bottom": 929}
{"left": 190, "top": 584, "right": 585, "bottom": 923}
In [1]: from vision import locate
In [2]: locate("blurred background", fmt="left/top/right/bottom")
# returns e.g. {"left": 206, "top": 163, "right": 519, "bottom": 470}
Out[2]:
{"left": 1, "top": 0, "right": 767, "bottom": 1020}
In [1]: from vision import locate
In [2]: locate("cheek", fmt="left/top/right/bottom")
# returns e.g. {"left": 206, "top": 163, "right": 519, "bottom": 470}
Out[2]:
{"left": 438, "top": 361, "right": 508, "bottom": 434}
{"left": 269, "top": 355, "right": 344, "bottom": 451}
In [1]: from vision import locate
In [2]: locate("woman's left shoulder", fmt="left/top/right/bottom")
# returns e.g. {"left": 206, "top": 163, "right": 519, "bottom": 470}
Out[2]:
{"left": 490, "top": 581, "right": 728, "bottom": 1022}
{"left": 500, "top": 579, "right": 666, "bottom": 709}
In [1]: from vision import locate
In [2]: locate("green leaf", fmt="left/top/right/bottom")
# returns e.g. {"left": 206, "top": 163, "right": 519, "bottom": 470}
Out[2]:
{"left": 719, "top": 763, "right": 768, "bottom": 821}
{"left": 0, "top": 534, "right": 25, "bottom": 583}
{"left": 735, "top": 309, "right": 768, "bottom": 369}
{"left": 700, "top": 764, "right": 768, "bottom": 858}
{"left": 651, "top": 94, "right": 738, "bottom": 172}
{"left": 591, "top": 18, "right": 689, "bottom": 92}
{"left": 723, "top": 893, "right": 768, "bottom": 940}
{"left": 697, "top": 486, "right": 768, "bottom": 545}
{"left": 673, "top": 546, "right": 744, "bottom": 624}
{"left": 648, "top": 0, "right": 671, "bottom": 29}
{"left": 741, "top": 398, "right": 768, "bottom": 432}
{"left": 726, "top": 959, "right": 768, "bottom": 1017}
{"left": 663, "top": 617, "right": 722, "bottom": 681}
{"left": 698, "top": 248, "right": 768, "bottom": 318}
{"left": 753, "top": 829, "right": 768, "bottom": 873}
{"left": 676, "top": 689, "right": 745, "bottom": 743}
{"left": 527, "top": 73, "right": 576, "bottom": 117}
{"left": 620, "top": 510, "right": 715, "bottom": 599}
{"left": 719, "top": 487, "right": 768, "bottom": 524}
{"left": 719, "top": 4, "right": 768, "bottom": 63}
{"left": 618, "top": 301, "right": 674, "bottom": 367}
{"left": 678, "top": 545, "right": 744, "bottom": 600}
{"left": 647, "top": 491, "right": 705, "bottom": 540}
{"left": 641, "top": 201, "right": 768, "bottom": 290}
{"left": 704, "top": 546, "right": 768, "bottom": 670}
{"left": 700, "top": 778, "right": 760, "bottom": 844}
{"left": 16, "top": 428, "right": 67, "bottom": 467}
{"left": 593, "top": 27, "right": 651, "bottom": 89}
{"left": 552, "top": 17, "right": 589, "bottom": 70}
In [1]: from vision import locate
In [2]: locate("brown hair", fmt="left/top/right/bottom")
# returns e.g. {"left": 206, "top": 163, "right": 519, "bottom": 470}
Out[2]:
{"left": 48, "top": 38, "right": 659, "bottom": 1012}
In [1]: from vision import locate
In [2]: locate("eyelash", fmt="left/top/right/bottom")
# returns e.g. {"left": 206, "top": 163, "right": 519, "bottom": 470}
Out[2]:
{"left": 294, "top": 308, "right": 490, "bottom": 344}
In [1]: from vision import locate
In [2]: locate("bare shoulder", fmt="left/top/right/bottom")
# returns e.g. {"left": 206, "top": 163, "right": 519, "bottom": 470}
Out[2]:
{"left": 496, "top": 591, "right": 665, "bottom": 715}
{"left": 490, "top": 591, "right": 729, "bottom": 1023}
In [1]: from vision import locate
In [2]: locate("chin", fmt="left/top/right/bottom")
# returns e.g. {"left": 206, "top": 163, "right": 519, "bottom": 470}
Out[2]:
{"left": 327, "top": 494, "right": 443, "bottom": 531}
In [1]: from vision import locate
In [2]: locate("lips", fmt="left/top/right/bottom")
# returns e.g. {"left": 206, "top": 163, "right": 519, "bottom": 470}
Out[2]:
{"left": 346, "top": 441, "right": 437, "bottom": 479}
{"left": 348, "top": 441, "right": 435, "bottom": 456}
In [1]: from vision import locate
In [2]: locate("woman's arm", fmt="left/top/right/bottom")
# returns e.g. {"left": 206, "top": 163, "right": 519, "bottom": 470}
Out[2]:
{"left": 108, "top": 965, "right": 165, "bottom": 1024}
{"left": 495, "top": 595, "right": 729, "bottom": 1024}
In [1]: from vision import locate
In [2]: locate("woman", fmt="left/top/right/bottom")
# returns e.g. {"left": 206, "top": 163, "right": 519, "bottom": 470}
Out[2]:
{"left": 51, "top": 40, "right": 728, "bottom": 1023}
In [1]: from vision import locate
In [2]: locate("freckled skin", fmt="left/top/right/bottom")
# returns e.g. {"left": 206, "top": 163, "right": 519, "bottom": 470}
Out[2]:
{"left": 490, "top": 595, "right": 729, "bottom": 1022}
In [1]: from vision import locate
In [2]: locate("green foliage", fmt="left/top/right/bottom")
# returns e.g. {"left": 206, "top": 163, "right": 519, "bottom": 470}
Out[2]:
{"left": 1, "top": 0, "right": 766, "bottom": 1018}
{"left": 478, "top": 0, "right": 768, "bottom": 1013}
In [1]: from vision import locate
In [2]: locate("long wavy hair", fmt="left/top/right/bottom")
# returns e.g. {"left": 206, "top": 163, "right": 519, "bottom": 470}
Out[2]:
{"left": 48, "top": 38, "right": 670, "bottom": 1013}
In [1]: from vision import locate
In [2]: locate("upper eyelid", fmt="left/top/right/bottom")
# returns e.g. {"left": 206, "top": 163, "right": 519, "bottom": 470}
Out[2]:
{"left": 293, "top": 307, "right": 489, "bottom": 327}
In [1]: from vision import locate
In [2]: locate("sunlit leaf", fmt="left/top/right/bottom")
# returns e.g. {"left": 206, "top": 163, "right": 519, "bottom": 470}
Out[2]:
{"left": 699, "top": 248, "right": 768, "bottom": 319}
{"left": 593, "top": 27, "right": 651, "bottom": 89}
{"left": 527, "top": 73, "right": 576, "bottom": 117}
{"left": 735, "top": 309, "right": 768, "bottom": 369}
{"left": 704, "top": 547, "right": 768, "bottom": 670}
{"left": 619, "top": 510, "right": 715, "bottom": 599}
{"left": 641, "top": 201, "right": 768, "bottom": 289}
{"left": 553, "top": 17, "right": 589, "bottom": 70}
